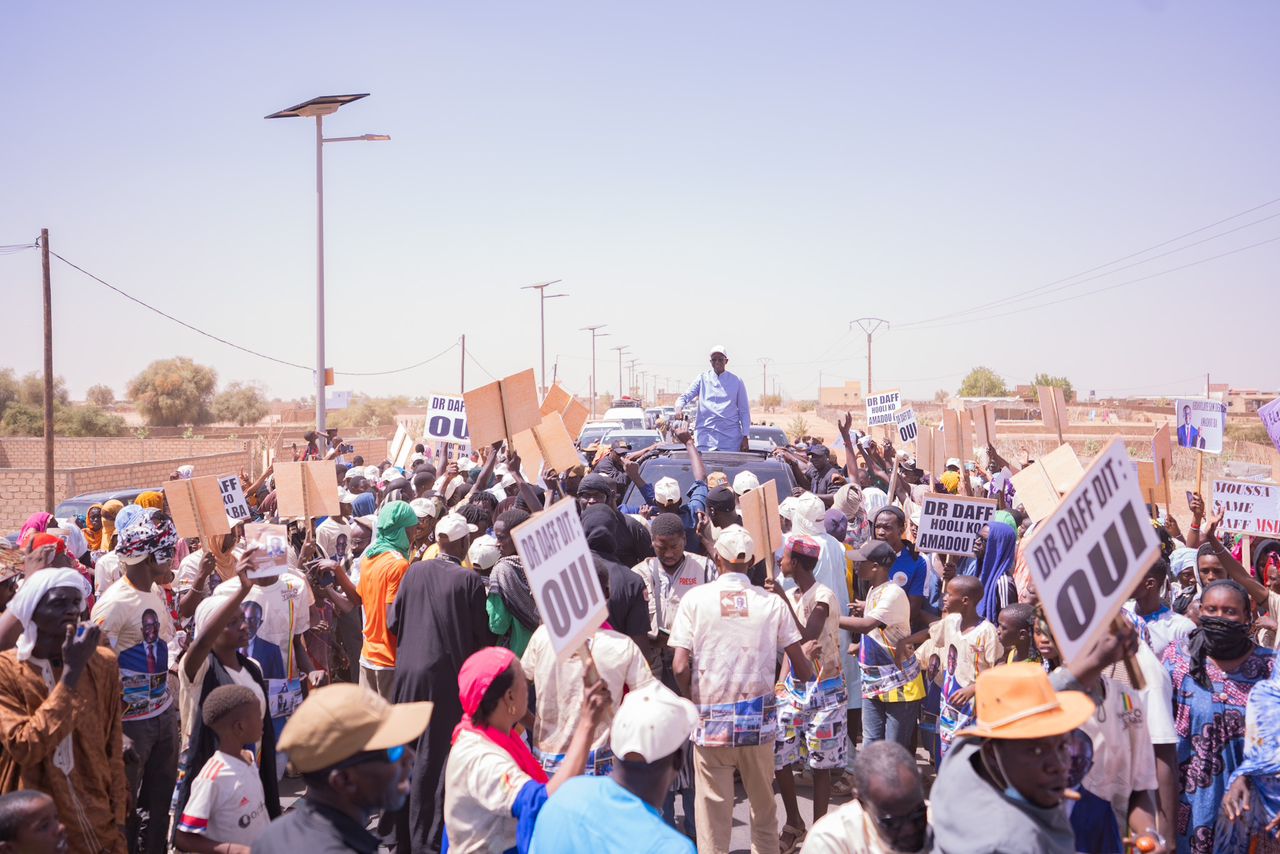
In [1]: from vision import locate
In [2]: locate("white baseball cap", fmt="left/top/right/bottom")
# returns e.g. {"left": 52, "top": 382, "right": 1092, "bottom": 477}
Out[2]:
{"left": 456, "top": 458, "right": 476, "bottom": 473}
{"left": 467, "top": 535, "right": 502, "bottom": 571}
{"left": 713, "top": 525, "right": 755, "bottom": 564}
{"left": 793, "top": 492, "right": 826, "bottom": 524}
{"left": 409, "top": 497, "right": 439, "bottom": 520}
{"left": 435, "top": 513, "right": 478, "bottom": 542}
{"left": 343, "top": 467, "right": 362, "bottom": 481}
{"left": 732, "top": 471, "right": 760, "bottom": 495}
{"left": 499, "top": 472, "right": 518, "bottom": 489}
{"left": 363, "top": 465, "right": 381, "bottom": 480}
{"left": 380, "top": 468, "right": 403, "bottom": 484}
{"left": 946, "top": 457, "right": 962, "bottom": 471}
{"left": 654, "top": 477, "right": 681, "bottom": 506}
{"left": 708, "top": 344, "right": 728, "bottom": 358}
{"left": 610, "top": 682, "right": 698, "bottom": 764}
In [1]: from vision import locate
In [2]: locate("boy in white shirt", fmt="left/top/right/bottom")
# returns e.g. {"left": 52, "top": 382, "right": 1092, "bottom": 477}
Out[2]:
{"left": 175, "top": 685, "right": 270, "bottom": 854}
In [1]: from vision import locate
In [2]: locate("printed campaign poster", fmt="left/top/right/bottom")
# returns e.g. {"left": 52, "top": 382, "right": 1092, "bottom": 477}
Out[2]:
{"left": 1258, "top": 396, "right": 1280, "bottom": 455}
{"left": 1174, "top": 398, "right": 1226, "bottom": 454}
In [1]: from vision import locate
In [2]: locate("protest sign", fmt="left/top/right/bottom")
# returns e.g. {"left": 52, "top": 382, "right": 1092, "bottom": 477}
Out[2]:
{"left": 1010, "top": 444, "right": 1085, "bottom": 523}
{"left": 895, "top": 408, "right": 919, "bottom": 445}
{"left": 388, "top": 424, "right": 413, "bottom": 469}
{"left": 561, "top": 398, "right": 589, "bottom": 438}
{"left": 1258, "top": 397, "right": 1280, "bottom": 455}
{"left": 1135, "top": 461, "right": 1169, "bottom": 515}
{"left": 916, "top": 493, "right": 997, "bottom": 556}
{"left": 1212, "top": 478, "right": 1280, "bottom": 535}
{"left": 512, "top": 497, "right": 607, "bottom": 660}
{"left": 464, "top": 369, "right": 540, "bottom": 447}
{"left": 1040, "top": 444, "right": 1085, "bottom": 495}
{"left": 540, "top": 384, "right": 572, "bottom": 417}
{"left": 1152, "top": 424, "right": 1172, "bottom": 486}
{"left": 942, "top": 409, "right": 973, "bottom": 462}
{"left": 1038, "top": 385, "right": 1069, "bottom": 444}
{"left": 274, "top": 460, "right": 341, "bottom": 519}
{"left": 165, "top": 476, "right": 232, "bottom": 540}
{"left": 217, "top": 475, "right": 251, "bottom": 523}
{"left": 1022, "top": 438, "right": 1160, "bottom": 665}
{"left": 325, "top": 390, "right": 351, "bottom": 411}
{"left": 244, "top": 523, "right": 290, "bottom": 579}
{"left": 512, "top": 412, "right": 582, "bottom": 480}
{"left": 916, "top": 425, "right": 945, "bottom": 478}
{"left": 425, "top": 394, "right": 469, "bottom": 445}
{"left": 1174, "top": 398, "right": 1226, "bottom": 454}
{"left": 738, "top": 479, "right": 782, "bottom": 578}
{"left": 865, "top": 390, "right": 901, "bottom": 427}
{"left": 971, "top": 403, "right": 997, "bottom": 451}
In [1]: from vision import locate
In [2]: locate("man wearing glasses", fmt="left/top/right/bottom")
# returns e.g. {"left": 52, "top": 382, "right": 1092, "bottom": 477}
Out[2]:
{"left": 674, "top": 345, "right": 753, "bottom": 452}
{"left": 803, "top": 740, "right": 930, "bottom": 853}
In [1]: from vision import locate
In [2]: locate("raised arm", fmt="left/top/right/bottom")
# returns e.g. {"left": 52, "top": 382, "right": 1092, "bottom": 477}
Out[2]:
{"left": 1202, "top": 511, "right": 1269, "bottom": 607}
{"left": 676, "top": 427, "right": 708, "bottom": 484}
{"left": 674, "top": 375, "right": 701, "bottom": 411}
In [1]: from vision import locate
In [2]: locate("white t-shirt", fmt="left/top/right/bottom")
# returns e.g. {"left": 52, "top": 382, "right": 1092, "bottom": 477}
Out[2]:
{"left": 90, "top": 576, "right": 176, "bottom": 721}
{"left": 631, "top": 553, "right": 715, "bottom": 637}
{"left": 214, "top": 573, "right": 313, "bottom": 679}
{"left": 176, "top": 750, "right": 269, "bottom": 846}
{"left": 443, "top": 729, "right": 533, "bottom": 854}
{"left": 669, "top": 572, "right": 802, "bottom": 746}
{"left": 178, "top": 656, "right": 266, "bottom": 753}
{"left": 1125, "top": 603, "right": 1194, "bottom": 658}
{"left": 93, "top": 551, "right": 123, "bottom": 596}
{"left": 1080, "top": 678, "right": 1159, "bottom": 830}
{"left": 521, "top": 627, "right": 654, "bottom": 756}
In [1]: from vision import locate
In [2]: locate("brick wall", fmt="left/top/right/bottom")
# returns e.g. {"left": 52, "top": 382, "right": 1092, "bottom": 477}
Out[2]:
{"left": 0, "top": 449, "right": 251, "bottom": 533}
{"left": 0, "top": 437, "right": 248, "bottom": 469}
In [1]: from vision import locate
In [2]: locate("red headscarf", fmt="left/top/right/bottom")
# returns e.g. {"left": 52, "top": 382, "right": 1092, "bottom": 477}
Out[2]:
{"left": 452, "top": 647, "right": 548, "bottom": 784}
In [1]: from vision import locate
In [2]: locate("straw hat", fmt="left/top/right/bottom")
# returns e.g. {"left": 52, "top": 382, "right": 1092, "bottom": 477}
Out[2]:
{"left": 956, "top": 662, "right": 1094, "bottom": 740}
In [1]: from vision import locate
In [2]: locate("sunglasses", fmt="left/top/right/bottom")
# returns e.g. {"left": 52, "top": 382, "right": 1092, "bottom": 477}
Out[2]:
{"left": 864, "top": 800, "right": 928, "bottom": 833}
{"left": 336, "top": 745, "right": 406, "bottom": 769}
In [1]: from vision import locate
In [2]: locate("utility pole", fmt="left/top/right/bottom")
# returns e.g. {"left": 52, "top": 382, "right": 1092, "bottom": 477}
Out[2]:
{"left": 626, "top": 359, "right": 639, "bottom": 397}
{"left": 40, "top": 229, "right": 54, "bottom": 513}
{"left": 520, "top": 280, "right": 566, "bottom": 396}
{"left": 611, "top": 345, "right": 629, "bottom": 400}
{"left": 460, "top": 334, "right": 466, "bottom": 394}
{"left": 758, "top": 358, "right": 773, "bottom": 406}
{"left": 850, "top": 318, "right": 889, "bottom": 397}
{"left": 581, "top": 325, "right": 607, "bottom": 417}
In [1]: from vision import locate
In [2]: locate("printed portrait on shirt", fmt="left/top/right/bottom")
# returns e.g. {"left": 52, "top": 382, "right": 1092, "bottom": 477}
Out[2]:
{"left": 240, "top": 601, "right": 285, "bottom": 680}
{"left": 118, "top": 609, "right": 168, "bottom": 674}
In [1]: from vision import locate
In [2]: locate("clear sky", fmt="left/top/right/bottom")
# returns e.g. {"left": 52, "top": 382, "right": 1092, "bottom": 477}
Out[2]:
{"left": 3, "top": 2, "right": 1277, "bottom": 406}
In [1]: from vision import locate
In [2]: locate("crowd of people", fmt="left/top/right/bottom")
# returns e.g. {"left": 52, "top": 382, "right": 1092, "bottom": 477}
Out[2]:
{"left": 1, "top": 346, "right": 1279, "bottom": 854}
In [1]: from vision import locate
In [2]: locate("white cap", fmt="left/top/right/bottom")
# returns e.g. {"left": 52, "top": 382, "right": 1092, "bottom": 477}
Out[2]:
{"left": 793, "top": 492, "right": 826, "bottom": 524}
{"left": 732, "top": 471, "right": 760, "bottom": 495}
{"left": 713, "top": 525, "right": 755, "bottom": 564}
{"left": 654, "top": 477, "right": 681, "bottom": 505}
{"left": 410, "top": 453, "right": 426, "bottom": 465}
{"left": 409, "top": 497, "right": 439, "bottom": 520}
{"left": 380, "top": 468, "right": 402, "bottom": 484}
{"left": 467, "top": 535, "right": 502, "bottom": 571}
{"left": 708, "top": 344, "right": 728, "bottom": 358}
{"left": 946, "top": 457, "right": 961, "bottom": 470}
{"left": 610, "top": 682, "right": 698, "bottom": 764}
{"left": 499, "top": 472, "right": 518, "bottom": 489}
{"left": 445, "top": 477, "right": 469, "bottom": 501}
{"left": 343, "top": 467, "right": 362, "bottom": 481}
{"left": 778, "top": 496, "right": 799, "bottom": 521}
{"left": 364, "top": 465, "right": 381, "bottom": 480}
{"left": 456, "top": 458, "right": 476, "bottom": 473}
{"left": 435, "top": 513, "right": 478, "bottom": 542}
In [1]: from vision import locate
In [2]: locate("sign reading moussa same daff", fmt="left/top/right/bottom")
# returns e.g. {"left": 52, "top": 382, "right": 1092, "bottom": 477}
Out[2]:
{"left": 1212, "top": 479, "right": 1280, "bottom": 535}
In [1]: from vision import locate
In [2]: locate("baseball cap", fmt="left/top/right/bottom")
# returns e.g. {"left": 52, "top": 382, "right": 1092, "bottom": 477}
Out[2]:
{"left": 852, "top": 539, "right": 897, "bottom": 565}
{"left": 278, "top": 683, "right": 432, "bottom": 773}
{"left": 499, "top": 472, "right": 518, "bottom": 489}
{"left": 946, "top": 457, "right": 962, "bottom": 471}
{"left": 785, "top": 534, "right": 821, "bottom": 560}
{"left": 807, "top": 443, "right": 830, "bottom": 458}
{"left": 456, "top": 458, "right": 476, "bottom": 473}
{"left": 654, "top": 477, "right": 681, "bottom": 506}
{"left": 708, "top": 344, "right": 728, "bottom": 358}
{"left": 343, "top": 467, "right": 362, "bottom": 481}
{"left": 707, "top": 471, "right": 729, "bottom": 489}
{"left": 609, "top": 439, "right": 632, "bottom": 452}
{"left": 714, "top": 525, "right": 754, "bottom": 563}
{"left": 435, "top": 513, "right": 478, "bottom": 542}
{"left": 380, "top": 468, "right": 403, "bottom": 484}
{"left": 792, "top": 492, "right": 826, "bottom": 525}
{"left": 409, "top": 497, "right": 439, "bottom": 520}
{"left": 610, "top": 682, "right": 698, "bottom": 764}
{"left": 706, "top": 484, "right": 737, "bottom": 512}
{"left": 732, "top": 471, "right": 760, "bottom": 495}
{"left": 363, "top": 465, "right": 381, "bottom": 480}
{"left": 467, "top": 535, "right": 502, "bottom": 571}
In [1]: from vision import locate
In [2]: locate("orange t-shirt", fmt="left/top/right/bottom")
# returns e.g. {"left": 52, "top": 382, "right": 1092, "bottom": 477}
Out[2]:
{"left": 357, "top": 551, "right": 410, "bottom": 668}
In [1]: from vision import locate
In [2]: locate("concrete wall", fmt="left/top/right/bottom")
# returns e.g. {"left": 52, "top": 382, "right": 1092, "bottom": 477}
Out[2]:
{"left": 0, "top": 437, "right": 247, "bottom": 469}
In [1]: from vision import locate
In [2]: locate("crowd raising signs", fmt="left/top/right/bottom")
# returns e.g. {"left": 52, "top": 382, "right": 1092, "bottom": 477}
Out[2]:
{"left": 426, "top": 394, "right": 470, "bottom": 445}
{"left": 915, "top": 494, "right": 997, "bottom": 556}
{"left": 1212, "top": 478, "right": 1280, "bottom": 535}
{"left": 512, "top": 497, "right": 608, "bottom": 660}
{"left": 1022, "top": 438, "right": 1160, "bottom": 664}
{"left": 866, "top": 390, "right": 901, "bottom": 427}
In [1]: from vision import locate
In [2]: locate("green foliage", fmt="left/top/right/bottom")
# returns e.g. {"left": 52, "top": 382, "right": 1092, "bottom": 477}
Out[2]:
{"left": 17, "top": 372, "right": 69, "bottom": 408}
{"left": 212, "top": 382, "right": 269, "bottom": 426}
{"left": 328, "top": 397, "right": 407, "bottom": 432}
{"left": 55, "top": 405, "right": 127, "bottom": 437}
{"left": 795, "top": 400, "right": 817, "bottom": 412}
{"left": 786, "top": 415, "right": 810, "bottom": 442}
{"left": 0, "top": 369, "right": 18, "bottom": 418}
{"left": 958, "top": 366, "right": 1009, "bottom": 398}
{"left": 127, "top": 357, "right": 218, "bottom": 427}
{"left": 85, "top": 384, "right": 115, "bottom": 407}
{"left": 1031, "top": 372, "right": 1076, "bottom": 403}
{"left": 0, "top": 403, "right": 43, "bottom": 436}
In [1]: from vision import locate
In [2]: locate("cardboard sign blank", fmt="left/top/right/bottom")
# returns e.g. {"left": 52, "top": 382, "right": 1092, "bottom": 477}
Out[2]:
{"left": 465, "top": 369, "right": 541, "bottom": 447}
{"left": 561, "top": 398, "right": 590, "bottom": 438}
{"left": 512, "top": 497, "right": 607, "bottom": 660}
{"left": 1038, "top": 385, "right": 1068, "bottom": 444}
{"left": 972, "top": 403, "right": 997, "bottom": 450}
{"left": 388, "top": 424, "right": 412, "bottom": 469}
{"left": 957, "top": 408, "right": 975, "bottom": 462}
{"left": 916, "top": 493, "right": 998, "bottom": 556}
{"left": 541, "top": 384, "right": 572, "bottom": 417}
{"left": 1135, "top": 460, "right": 1170, "bottom": 509}
{"left": 1010, "top": 464, "right": 1061, "bottom": 523}
{"left": 739, "top": 479, "right": 782, "bottom": 573}
{"left": 275, "top": 460, "right": 341, "bottom": 519}
{"left": 943, "top": 410, "right": 963, "bottom": 461}
{"left": 513, "top": 413, "right": 582, "bottom": 480}
{"left": 1023, "top": 438, "right": 1159, "bottom": 665}
{"left": 165, "top": 476, "right": 232, "bottom": 540}
{"left": 1152, "top": 425, "right": 1173, "bottom": 486}
{"left": 1040, "top": 444, "right": 1085, "bottom": 495}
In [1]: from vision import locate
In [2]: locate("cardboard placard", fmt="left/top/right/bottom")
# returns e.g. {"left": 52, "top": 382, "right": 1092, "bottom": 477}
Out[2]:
{"left": 957, "top": 408, "right": 974, "bottom": 463}
{"left": 943, "top": 410, "right": 963, "bottom": 462}
{"left": 464, "top": 369, "right": 540, "bottom": 447}
{"left": 972, "top": 403, "right": 997, "bottom": 451}
{"left": 916, "top": 493, "right": 998, "bottom": 556}
{"left": 274, "top": 460, "right": 341, "bottom": 519}
{"left": 1010, "top": 463, "right": 1062, "bottom": 523}
{"left": 738, "top": 479, "right": 782, "bottom": 577}
{"left": 512, "top": 412, "right": 582, "bottom": 479}
{"left": 1212, "top": 478, "right": 1280, "bottom": 535}
{"left": 865, "top": 390, "right": 902, "bottom": 427}
{"left": 895, "top": 408, "right": 919, "bottom": 445}
{"left": 1135, "top": 461, "right": 1170, "bottom": 511}
{"left": 1038, "top": 385, "right": 1068, "bottom": 444}
{"left": 1022, "top": 438, "right": 1160, "bottom": 664}
{"left": 1258, "top": 396, "right": 1280, "bottom": 455}
{"left": 1152, "top": 424, "right": 1173, "bottom": 486}
{"left": 388, "top": 424, "right": 412, "bottom": 469}
{"left": 218, "top": 475, "right": 251, "bottom": 523}
{"left": 561, "top": 398, "right": 589, "bottom": 438}
{"left": 512, "top": 497, "right": 607, "bottom": 660}
{"left": 244, "top": 522, "right": 290, "bottom": 579}
{"left": 1039, "top": 444, "right": 1086, "bottom": 495}
{"left": 917, "top": 425, "right": 946, "bottom": 478}
{"left": 1174, "top": 398, "right": 1226, "bottom": 455}
{"left": 540, "top": 384, "right": 572, "bottom": 417}
{"left": 165, "top": 476, "right": 232, "bottom": 540}
{"left": 426, "top": 394, "right": 470, "bottom": 445}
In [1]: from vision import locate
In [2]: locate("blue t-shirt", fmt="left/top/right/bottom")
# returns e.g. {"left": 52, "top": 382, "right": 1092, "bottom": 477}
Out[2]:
{"left": 890, "top": 548, "right": 927, "bottom": 598}
{"left": 529, "top": 776, "right": 694, "bottom": 854}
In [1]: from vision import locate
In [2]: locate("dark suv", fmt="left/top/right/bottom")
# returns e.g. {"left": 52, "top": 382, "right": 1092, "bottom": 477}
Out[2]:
{"left": 621, "top": 445, "right": 797, "bottom": 506}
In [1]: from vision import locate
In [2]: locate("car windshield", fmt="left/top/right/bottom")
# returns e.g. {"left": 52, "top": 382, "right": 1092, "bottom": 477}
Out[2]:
{"left": 578, "top": 427, "right": 615, "bottom": 446}
{"left": 604, "top": 431, "right": 661, "bottom": 451}
{"left": 749, "top": 427, "right": 788, "bottom": 446}
{"left": 621, "top": 452, "right": 795, "bottom": 508}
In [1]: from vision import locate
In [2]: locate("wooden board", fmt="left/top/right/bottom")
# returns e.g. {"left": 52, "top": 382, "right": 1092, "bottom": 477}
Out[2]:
{"left": 274, "top": 460, "right": 341, "bottom": 519}
{"left": 738, "top": 479, "right": 782, "bottom": 577}
{"left": 533, "top": 412, "right": 583, "bottom": 474}
{"left": 511, "top": 429, "right": 545, "bottom": 484}
{"left": 500, "top": 369, "right": 541, "bottom": 437}
{"left": 957, "top": 407, "right": 975, "bottom": 462}
{"left": 972, "top": 403, "right": 996, "bottom": 450}
{"left": 1152, "top": 424, "right": 1173, "bottom": 487}
{"left": 1039, "top": 443, "right": 1085, "bottom": 495}
{"left": 465, "top": 369, "right": 541, "bottom": 447}
{"left": 165, "top": 476, "right": 231, "bottom": 540}
{"left": 540, "top": 384, "right": 572, "bottom": 417}
{"left": 561, "top": 398, "right": 590, "bottom": 438}
{"left": 943, "top": 410, "right": 963, "bottom": 461}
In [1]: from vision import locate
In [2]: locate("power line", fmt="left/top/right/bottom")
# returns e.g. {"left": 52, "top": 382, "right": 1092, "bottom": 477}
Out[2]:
{"left": 0, "top": 241, "right": 38, "bottom": 255}
{"left": 466, "top": 351, "right": 498, "bottom": 381}
{"left": 334, "top": 342, "right": 459, "bottom": 376}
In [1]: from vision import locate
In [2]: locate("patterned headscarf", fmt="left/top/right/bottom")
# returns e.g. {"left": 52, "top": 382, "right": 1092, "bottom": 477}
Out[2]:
{"left": 115, "top": 508, "right": 179, "bottom": 566}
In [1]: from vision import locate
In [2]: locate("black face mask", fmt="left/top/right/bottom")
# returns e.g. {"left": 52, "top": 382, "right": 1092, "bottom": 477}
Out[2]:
{"left": 1199, "top": 616, "right": 1253, "bottom": 659}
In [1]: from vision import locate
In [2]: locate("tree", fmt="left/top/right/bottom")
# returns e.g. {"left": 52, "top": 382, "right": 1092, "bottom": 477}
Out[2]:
{"left": 55, "top": 405, "right": 127, "bottom": 437}
{"left": 127, "top": 357, "right": 217, "bottom": 427}
{"left": 1031, "top": 372, "right": 1075, "bottom": 403}
{"left": 933, "top": 388, "right": 949, "bottom": 403}
{"left": 957, "top": 366, "right": 1009, "bottom": 398}
{"left": 86, "top": 384, "right": 116, "bottom": 407}
{"left": 212, "top": 382, "right": 269, "bottom": 426}
{"left": 17, "top": 372, "right": 69, "bottom": 408}
{"left": 0, "top": 369, "right": 17, "bottom": 418}
{"left": 328, "top": 397, "right": 406, "bottom": 432}
{"left": 0, "top": 403, "right": 43, "bottom": 436}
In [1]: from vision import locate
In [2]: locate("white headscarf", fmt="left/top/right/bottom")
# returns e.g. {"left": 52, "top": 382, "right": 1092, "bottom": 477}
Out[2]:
{"left": 193, "top": 593, "right": 236, "bottom": 640}
{"left": 8, "top": 568, "right": 91, "bottom": 662}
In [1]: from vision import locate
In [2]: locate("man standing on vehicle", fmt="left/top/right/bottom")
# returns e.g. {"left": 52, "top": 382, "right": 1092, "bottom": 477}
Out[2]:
{"left": 675, "top": 345, "right": 752, "bottom": 452}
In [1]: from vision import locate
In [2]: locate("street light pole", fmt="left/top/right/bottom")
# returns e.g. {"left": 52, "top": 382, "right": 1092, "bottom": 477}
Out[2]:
{"left": 611, "top": 345, "right": 628, "bottom": 400}
{"left": 581, "top": 325, "right": 607, "bottom": 417}
{"left": 266, "top": 94, "right": 389, "bottom": 441}
{"left": 521, "top": 280, "right": 566, "bottom": 396}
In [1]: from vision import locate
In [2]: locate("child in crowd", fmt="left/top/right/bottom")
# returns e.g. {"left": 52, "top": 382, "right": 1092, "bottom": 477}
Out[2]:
{"left": 175, "top": 685, "right": 270, "bottom": 854}
{"left": 996, "top": 602, "right": 1038, "bottom": 664}
{"left": 914, "top": 575, "right": 1001, "bottom": 760}
{"left": 0, "top": 791, "right": 67, "bottom": 854}
{"left": 769, "top": 535, "right": 847, "bottom": 852}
